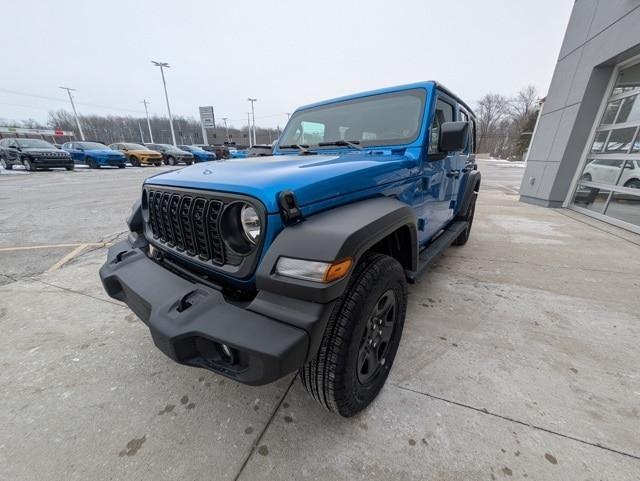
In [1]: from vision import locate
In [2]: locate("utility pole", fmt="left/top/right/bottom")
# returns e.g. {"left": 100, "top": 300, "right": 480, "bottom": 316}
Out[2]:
{"left": 138, "top": 122, "right": 145, "bottom": 143}
{"left": 246, "top": 112, "right": 253, "bottom": 147}
{"left": 152, "top": 61, "right": 177, "bottom": 146}
{"left": 248, "top": 97, "right": 257, "bottom": 145}
{"left": 59, "top": 86, "right": 85, "bottom": 140}
{"left": 221, "top": 117, "right": 229, "bottom": 142}
{"left": 141, "top": 99, "right": 154, "bottom": 143}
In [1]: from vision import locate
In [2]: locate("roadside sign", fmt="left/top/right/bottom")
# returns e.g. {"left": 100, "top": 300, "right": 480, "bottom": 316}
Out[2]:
{"left": 199, "top": 106, "right": 215, "bottom": 129}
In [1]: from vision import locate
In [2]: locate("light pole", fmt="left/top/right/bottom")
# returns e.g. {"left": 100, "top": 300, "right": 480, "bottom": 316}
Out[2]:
{"left": 221, "top": 117, "right": 229, "bottom": 142}
{"left": 246, "top": 112, "right": 253, "bottom": 147}
{"left": 248, "top": 97, "right": 257, "bottom": 145}
{"left": 141, "top": 99, "right": 154, "bottom": 143}
{"left": 152, "top": 61, "right": 177, "bottom": 146}
{"left": 59, "top": 86, "right": 85, "bottom": 140}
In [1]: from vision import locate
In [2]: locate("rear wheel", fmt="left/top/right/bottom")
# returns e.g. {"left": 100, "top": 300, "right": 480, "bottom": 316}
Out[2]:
{"left": 0, "top": 158, "right": 11, "bottom": 170}
{"left": 299, "top": 253, "right": 407, "bottom": 417}
{"left": 624, "top": 178, "right": 640, "bottom": 189}
{"left": 453, "top": 191, "right": 477, "bottom": 246}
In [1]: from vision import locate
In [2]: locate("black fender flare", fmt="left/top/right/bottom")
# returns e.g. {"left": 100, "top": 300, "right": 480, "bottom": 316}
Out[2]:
{"left": 457, "top": 169, "right": 481, "bottom": 219}
{"left": 256, "top": 196, "right": 417, "bottom": 303}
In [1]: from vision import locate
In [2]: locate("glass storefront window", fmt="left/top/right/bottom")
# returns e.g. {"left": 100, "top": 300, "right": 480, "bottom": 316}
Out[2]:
{"left": 604, "top": 127, "right": 637, "bottom": 152}
{"left": 572, "top": 60, "right": 640, "bottom": 231}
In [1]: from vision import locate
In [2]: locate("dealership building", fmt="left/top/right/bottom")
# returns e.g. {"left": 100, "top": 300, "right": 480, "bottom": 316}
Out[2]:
{"left": 520, "top": 0, "right": 640, "bottom": 233}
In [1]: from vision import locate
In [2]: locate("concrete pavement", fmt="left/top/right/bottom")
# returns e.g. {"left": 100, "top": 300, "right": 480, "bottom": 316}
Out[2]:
{"left": 1, "top": 160, "right": 639, "bottom": 480}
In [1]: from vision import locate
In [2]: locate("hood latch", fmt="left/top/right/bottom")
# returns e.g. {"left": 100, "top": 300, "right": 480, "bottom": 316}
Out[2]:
{"left": 278, "top": 190, "right": 302, "bottom": 225}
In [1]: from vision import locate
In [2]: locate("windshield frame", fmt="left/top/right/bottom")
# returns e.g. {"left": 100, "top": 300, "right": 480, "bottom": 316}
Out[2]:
{"left": 16, "top": 138, "right": 55, "bottom": 149}
{"left": 278, "top": 88, "right": 428, "bottom": 152}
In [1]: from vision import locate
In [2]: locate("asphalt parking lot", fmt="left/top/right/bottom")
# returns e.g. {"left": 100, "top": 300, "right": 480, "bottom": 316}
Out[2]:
{"left": 2, "top": 160, "right": 640, "bottom": 480}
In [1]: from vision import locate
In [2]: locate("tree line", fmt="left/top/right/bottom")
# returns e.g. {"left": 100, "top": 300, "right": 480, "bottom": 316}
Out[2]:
{"left": 475, "top": 85, "right": 542, "bottom": 159}
{"left": 3, "top": 86, "right": 542, "bottom": 155}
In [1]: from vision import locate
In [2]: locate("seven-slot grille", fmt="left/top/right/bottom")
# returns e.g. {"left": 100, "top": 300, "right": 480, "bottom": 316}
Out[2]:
{"left": 147, "top": 189, "right": 225, "bottom": 265}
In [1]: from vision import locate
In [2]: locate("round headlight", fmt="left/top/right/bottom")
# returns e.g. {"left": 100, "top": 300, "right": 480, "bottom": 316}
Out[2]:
{"left": 240, "top": 204, "right": 261, "bottom": 244}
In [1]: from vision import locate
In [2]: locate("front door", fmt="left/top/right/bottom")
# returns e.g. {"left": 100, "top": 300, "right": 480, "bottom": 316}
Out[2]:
{"left": 417, "top": 95, "right": 458, "bottom": 244}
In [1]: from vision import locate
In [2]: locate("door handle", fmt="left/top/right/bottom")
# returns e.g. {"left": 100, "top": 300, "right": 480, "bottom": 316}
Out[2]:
{"left": 447, "top": 169, "right": 461, "bottom": 178}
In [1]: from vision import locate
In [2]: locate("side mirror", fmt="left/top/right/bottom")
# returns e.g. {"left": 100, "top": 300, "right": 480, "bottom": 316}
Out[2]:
{"left": 439, "top": 121, "right": 470, "bottom": 153}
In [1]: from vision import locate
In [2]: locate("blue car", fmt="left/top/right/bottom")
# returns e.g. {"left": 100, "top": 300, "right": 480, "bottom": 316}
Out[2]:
{"left": 62, "top": 141, "right": 127, "bottom": 169}
{"left": 100, "top": 81, "right": 480, "bottom": 417}
{"left": 178, "top": 145, "right": 216, "bottom": 163}
{"left": 227, "top": 146, "right": 248, "bottom": 159}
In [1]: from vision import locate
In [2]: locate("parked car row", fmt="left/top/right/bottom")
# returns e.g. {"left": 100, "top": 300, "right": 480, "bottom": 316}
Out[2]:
{"left": 0, "top": 138, "right": 223, "bottom": 171}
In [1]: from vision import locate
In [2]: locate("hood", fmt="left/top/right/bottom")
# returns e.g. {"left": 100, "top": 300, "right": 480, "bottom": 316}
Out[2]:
{"left": 130, "top": 149, "right": 161, "bottom": 156}
{"left": 23, "top": 147, "right": 68, "bottom": 155}
{"left": 88, "top": 149, "right": 125, "bottom": 157}
{"left": 145, "top": 150, "right": 419, "bottom": 213}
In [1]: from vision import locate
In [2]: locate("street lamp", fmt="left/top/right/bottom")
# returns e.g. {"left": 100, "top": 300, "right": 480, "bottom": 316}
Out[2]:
{"left": 59, "top": 86, "right": 85, "bottom": 140}
{"left": 141, "top": 99, "right": 154, "bottom": 143}
{"left": 221, "top": 117, "right": 229, "bottom": 142}
{"left": 246, "top": 112, "right": 252, "bottom": 147}
{"left": 248, "top": 97, "right": 257, "bottom": 145}
{"left": 152, "top": 60, "right": 177, "bottom": 146}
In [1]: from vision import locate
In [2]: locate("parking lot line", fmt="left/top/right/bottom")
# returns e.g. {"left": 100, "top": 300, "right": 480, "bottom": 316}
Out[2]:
{"left": 46, "top": 244, "right": 89, "bottom": 272}
{"left": 0, "top": 242, "right": 110, "bottom": 253}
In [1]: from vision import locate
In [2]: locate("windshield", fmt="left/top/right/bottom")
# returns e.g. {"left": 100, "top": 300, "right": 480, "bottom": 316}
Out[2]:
{"left": 122, "top": 143, "right": 148, "bottom": 150}
{"left": 77, "top": 142, "right": 109, "bottom": 150}
{"left": 158, "top": 144, "right": 182, "bottom": 153}
{"left": 279, "top": 89, "right": 426, "bottom": 149}
{"left": 16, "top": 139, "right": 55, "bottom": 149}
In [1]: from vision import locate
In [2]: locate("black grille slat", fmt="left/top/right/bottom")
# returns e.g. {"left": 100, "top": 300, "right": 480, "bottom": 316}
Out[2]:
{"left": 192, "top": 198, "right": 211, "bottom": 261}
{"left": 179, "top": 196, "right": 196, "bottom": 256}
{"left": 144, "top": 188, "right": 242, "bottom": 269}
{"left": 160, "top": 193, "right": 175, "bottom": 246}
{"left": 169, "top": 194, "right": 184, "bottom": 250}
{"left": 206, "top": 200, "right": 225, "bottom": 265}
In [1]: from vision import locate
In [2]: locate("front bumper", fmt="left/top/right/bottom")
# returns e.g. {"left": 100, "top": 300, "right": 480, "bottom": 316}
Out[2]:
{"left": 100, "top": 238, "right": 333, "bottom": 385}
{"left": 98, "top": 157, "right": 126, "bottom": 166}
{"left": 30, "top": 157, "right": 73, "bottom": 167}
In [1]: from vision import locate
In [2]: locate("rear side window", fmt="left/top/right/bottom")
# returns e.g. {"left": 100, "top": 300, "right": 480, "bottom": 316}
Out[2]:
{"left": 428, "top": 98, "right": 454, "bottom": 154}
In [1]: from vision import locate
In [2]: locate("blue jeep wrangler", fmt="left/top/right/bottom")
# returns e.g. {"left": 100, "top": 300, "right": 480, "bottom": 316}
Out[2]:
{"left": 100, "top": 81, "right": 480, "bottom": 417}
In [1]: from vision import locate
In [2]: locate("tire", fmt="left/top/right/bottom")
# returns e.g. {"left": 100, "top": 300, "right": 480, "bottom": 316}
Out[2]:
{"left": 0, "top": 158, "right": 11, "bottom": 170}
{"left": 130, "top": 156, "right": 141, "bottom": 167}
{"left": 624, "top": 178, "right": 640, "bottom": 189}
{"left": 154, "top": 162, "right": 161, "bottom": 167}
{"left": 299, "top": 253, "right": 407, "bottom": 417}
{"left": 167, "top": 156, "right": 176, "bottom": 166}
{"left": 65, "top": 165, "right": 74, "bottom": 171}
{"left": 23, "top": 158, "right": 33, "bottom": 171}
{"left": 453, "top": 191, "right": 477, "bottom": 246}
{"left": 87, "top": 157, "right": 99, "bottom": 169}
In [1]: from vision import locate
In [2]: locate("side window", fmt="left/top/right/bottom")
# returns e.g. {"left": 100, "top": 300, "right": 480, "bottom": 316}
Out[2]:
{"left": 428, "top": 98, "right": 454, "bottom": 154}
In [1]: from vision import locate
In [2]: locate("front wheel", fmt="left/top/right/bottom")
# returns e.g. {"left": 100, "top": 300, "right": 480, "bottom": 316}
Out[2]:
{"left": 299, "top": 253, "right": 407, "bottom": 417}
{"left": 130, "top": 156, "right": 140, "bottom": 167}
{"left": 624, "top": 178, "right": 640, "bottom": 189}
{"left": 166, "top": 156, "right": 176, "bottom": 166}
{"left": 23, "top": 158, "right": 34, "bottom": 171}
{"left": 87, "top": 157, "right": 99, "bottom": 169}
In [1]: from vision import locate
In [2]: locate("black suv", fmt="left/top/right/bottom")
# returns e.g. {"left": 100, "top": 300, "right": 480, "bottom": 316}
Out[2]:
{"left": 0, "top": 138, "right": 74, "bottom": 171}
{"left": 145, "top": 143, "right": 194, "bottom": 166}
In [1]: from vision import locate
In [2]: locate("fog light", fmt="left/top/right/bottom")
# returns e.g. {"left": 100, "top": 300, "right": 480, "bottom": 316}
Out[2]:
{"left": 275, "top": 257, "right": 353, "bottom": 283}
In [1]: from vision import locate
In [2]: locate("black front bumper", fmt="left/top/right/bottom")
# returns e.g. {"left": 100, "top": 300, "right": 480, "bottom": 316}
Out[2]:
{"left": 100, "top": 238, "right": 334, "bottom": 385}
{"left": 31, "top": 157, "right": 73, "bottom": 168}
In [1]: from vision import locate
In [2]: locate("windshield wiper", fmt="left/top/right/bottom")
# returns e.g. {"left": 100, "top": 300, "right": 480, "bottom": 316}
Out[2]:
{"left": 317, "top": 140, "right": 363, "bottom": 150}
{"left": 279, "top": 144, "right": 316, "bottom": 155}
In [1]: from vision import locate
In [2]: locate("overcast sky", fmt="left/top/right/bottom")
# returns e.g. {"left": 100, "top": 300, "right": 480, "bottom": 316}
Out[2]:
{"left": 1, "top": 0, "right": 574, "bottom": 129}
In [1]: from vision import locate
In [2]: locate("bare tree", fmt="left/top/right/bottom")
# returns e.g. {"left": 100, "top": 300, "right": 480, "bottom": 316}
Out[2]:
{"left": 476, "top": 93, "right": 509, "bottom": 155}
